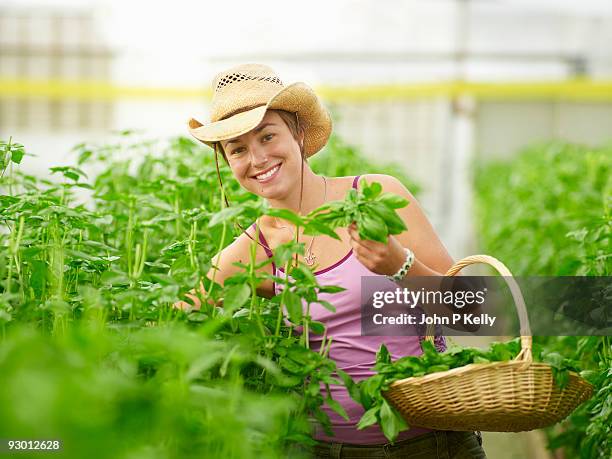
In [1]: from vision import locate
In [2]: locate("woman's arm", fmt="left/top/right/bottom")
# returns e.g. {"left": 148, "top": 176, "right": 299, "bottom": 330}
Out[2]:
{"left": 173, "top": 225, "right": 275, "bottom": 310}
{"left": 349, "top": 174, "right": 453, "bottom": 276}
{"left": 348, "top": 174, "right": 482, "bottom": 331}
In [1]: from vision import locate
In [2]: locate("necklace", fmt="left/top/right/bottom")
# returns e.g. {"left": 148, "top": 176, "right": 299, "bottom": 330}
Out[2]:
{"left": 274, "top": 176, "right": 327, "bottom": 266}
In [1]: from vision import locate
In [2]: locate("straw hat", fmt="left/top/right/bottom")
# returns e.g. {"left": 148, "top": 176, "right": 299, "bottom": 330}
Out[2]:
{"left": 188, "top": 64, "right": 332, "bottom": 157}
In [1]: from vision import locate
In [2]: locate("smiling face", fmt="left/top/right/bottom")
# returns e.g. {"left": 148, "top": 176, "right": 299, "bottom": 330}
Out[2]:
{"left": 220, "top": 110, "right": 305, "bottom": 199}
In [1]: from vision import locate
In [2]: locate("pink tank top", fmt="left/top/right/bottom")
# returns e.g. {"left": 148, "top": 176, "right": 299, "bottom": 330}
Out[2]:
{"left": 254, "top": 175, "right": 446, "bottom": 445}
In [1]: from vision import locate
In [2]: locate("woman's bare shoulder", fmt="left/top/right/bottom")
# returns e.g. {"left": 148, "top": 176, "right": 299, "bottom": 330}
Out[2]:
{"left": 357, "top": 173, "right": 402, "bottom": 187}
{"left": 329, "top": 174, "right": 404, "bottom": 191}
{"left": 356, "top": 173, "right": 418, "bottom": 198}
{"left": 325, "top": 175, "right": 359, "bottom": 199}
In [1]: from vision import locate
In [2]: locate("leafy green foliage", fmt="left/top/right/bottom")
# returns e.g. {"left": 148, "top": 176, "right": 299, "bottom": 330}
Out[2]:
{"left": 0, "top": 133, "right": 421, "bottom": 458}
{"left": 474, "top": 141, "right": 611, "bottom": 459}
{"left": 0, "top": 323, "right": 297, "bottom": 459}
{"left": 473, "top": 142, "right": 610, "bottom": 276}
{"left": 306, "top": 179, "right": 408, "bottom": 243}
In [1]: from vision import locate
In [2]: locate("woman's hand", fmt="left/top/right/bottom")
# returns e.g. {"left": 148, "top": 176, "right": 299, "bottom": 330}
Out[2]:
{"left": 348, "top": 222, "right": 407, "bottom": 276}
{"left": 172, "top": 280, "right": 205, "bottom": 311}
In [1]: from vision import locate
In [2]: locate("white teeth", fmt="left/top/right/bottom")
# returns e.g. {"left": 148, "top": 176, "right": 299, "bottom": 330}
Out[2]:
{"left": 256, "top": 164, "right": 280, "bottom": 180}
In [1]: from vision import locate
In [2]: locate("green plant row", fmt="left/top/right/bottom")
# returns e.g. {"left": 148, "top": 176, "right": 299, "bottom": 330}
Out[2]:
{"left": 0, "top": 133, "right": 419, "bottom": 459}
{"left": 473, "top": 141, "right": 611, "bottom": 459}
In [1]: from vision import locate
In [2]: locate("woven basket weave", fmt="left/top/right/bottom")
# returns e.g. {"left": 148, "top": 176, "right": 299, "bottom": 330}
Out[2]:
{"left": 383, "top": 255, "right": 594, "bottom": 432}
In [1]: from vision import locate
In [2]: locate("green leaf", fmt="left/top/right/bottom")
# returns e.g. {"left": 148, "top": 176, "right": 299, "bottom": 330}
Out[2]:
{"left": 326, "top": 397, "right": 350, "bottom": 421}
{"left": 359, "top": 374, "right": 384, "bottom": 410}
{"left": 380, "top": 399, "right": 407, "bottom": 442}
{"left": 363, "top": 181, "right": 382, "bottom": 200}
{"left": 358, "top": 210, "right": 388, "bottom": 243}
{"left": 490, "top": 342, "right": 513, "bottom": 361}
{"left": 377, "top": 344, "right": 391, "bottom": 365}
{"left": 378, "top": 193, "right": 409, "bottom": 209}
{"left": 419, "top": 339, "right": 438, "bottom": 359}
{"left": 309, "top": 321, "right": 326, "bottom": 335}
{"left": 291, "top": 265, "right": 317, "bottom": 287}
{"left": 208, "top": 206, "right": 243, "bottom": 227}
{"left": 10, "top": 145, "right": 25, "bottom": 164}
{"left": 77, "top": 148, "right": 93, "bottom": 165}
{"left": 336, "top": 369, "right": 361, "bottom": 404}
{"left": 284, "top": 290, "right": 303, "bottom": 324}
{"left": 346, "top": 188, "right": 358, "bottom": 204}
{"left": 223, "top": 284, "right": 251, "bottom": 313}
{"left": 425, "top": 364, "right": 450, "bottom": 374}
{"left": 317, "top": 285, "right": 346, "bottom": 294}
{"left": 356, "top": 406, "right": 380, "bottom": 430}
{"left": 273, "top": 241, "right": 304, "bottom": 266}
{"left": 266, "top": 208, "right": 305, "bottom": 227}
{"left": 553, "top": 369, "right": 570, "bottom": 389}
{"left": 368, "top": 201, "right": 407, "bottom": 234}
{"left": 317, "top": 300, "right": 336, "bottom": 313}
{"left": 49, "top": 166, "right": 88, "bottom": 182}
{"left": 543, "top": 352, "right": 564, "bottom": 369}
{"left": 303, "top": 219, "right": 342, "bottom": 240}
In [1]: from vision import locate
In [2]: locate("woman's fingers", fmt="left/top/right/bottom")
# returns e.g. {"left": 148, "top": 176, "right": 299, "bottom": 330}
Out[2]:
{"left": 348, "top": 223, "right": 364, "bottom": 244}
{"left": 172, "top": 300, "right": 191, "bottom": 311}
{"left": 348, "top": 223, "right": 379, "bottom": 251}
{"left": 173, "top": 282, "right": 207, "bottom": 312}
{"left": 172, "top": 294, "right": 202, "bottom": 312}
{"left": 184, "top": 292, "right": 202, "bottom": 310}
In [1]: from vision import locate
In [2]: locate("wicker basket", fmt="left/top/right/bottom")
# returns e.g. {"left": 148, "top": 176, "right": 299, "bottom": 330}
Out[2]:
{"left": 383, "top": 255, "right": 594, "bottom": 432}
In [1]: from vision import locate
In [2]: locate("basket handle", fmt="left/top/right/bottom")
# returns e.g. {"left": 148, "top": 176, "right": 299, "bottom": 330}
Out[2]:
{"left": 424, "top": 254, "right": 532, "bottom": 363}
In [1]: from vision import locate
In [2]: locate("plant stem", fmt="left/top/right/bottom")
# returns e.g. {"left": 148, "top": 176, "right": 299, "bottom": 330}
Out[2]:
{"left": 174, "top": 190, "right": 181, "bottom": 238}
{"left": 247, "top": 229, "right": 265, "bottom": 337}
{"left": 303, "top": 303, "right": 310, "bottom": 349}
{"left": 125, "top": 198, "right": 134, "bottom": 278}
{"left": 274, "top": 259, "right": 291, "bottom": 339}
{"left": 13, "top": 216, "right": 25, "bottom": 301}
{"left": 205, "top": 186, "right": 227, "bottom": 311}
{"left": 188, "top": 221, "right": 197, "bottom": 270}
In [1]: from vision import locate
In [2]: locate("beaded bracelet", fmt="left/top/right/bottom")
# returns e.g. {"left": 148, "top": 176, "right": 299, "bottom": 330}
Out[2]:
{"left": 385, "top": 247, "right": 415, "bottom": 282}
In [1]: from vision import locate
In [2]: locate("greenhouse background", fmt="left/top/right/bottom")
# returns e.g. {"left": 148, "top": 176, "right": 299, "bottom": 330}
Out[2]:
{"left": 1, "top": 1, "right": 610, "bottom": 458}
{"left": 2, "top": 0, "right": 612, "bottom": 258}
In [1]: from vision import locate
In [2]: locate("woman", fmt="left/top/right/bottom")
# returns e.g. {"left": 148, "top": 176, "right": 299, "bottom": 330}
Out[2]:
{"left": 177, "top": 64, "right": 487, "bottom": 458}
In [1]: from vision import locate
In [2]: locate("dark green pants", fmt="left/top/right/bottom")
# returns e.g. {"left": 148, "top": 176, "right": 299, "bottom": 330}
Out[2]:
{"left": 310, "top": 431, "right": 486, "bottom": 459}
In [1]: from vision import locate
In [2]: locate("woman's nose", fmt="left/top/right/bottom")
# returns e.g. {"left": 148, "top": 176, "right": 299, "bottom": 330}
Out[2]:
{"left": 249, "top": 145, "right": 269, "bottom": 167}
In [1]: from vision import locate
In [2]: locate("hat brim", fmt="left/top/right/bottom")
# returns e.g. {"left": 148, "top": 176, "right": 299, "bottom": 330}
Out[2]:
{"left": 188, "top": 82, "right": 332, "bottom": 157}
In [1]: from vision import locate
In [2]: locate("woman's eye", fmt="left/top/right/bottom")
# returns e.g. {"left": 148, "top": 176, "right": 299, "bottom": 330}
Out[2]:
{"left": 262, "top": 133, "right": 274, "bottom": 142}
{"left": 231, "top": 147, "right": 245, "bottom": 155}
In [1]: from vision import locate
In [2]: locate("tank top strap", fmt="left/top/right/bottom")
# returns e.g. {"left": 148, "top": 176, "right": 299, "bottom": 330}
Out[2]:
{"left": 250, "top": 222, "right": 274, "bottom": 259}
{"left": 352, "top": 175, "right": 361, "bottom": 189}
